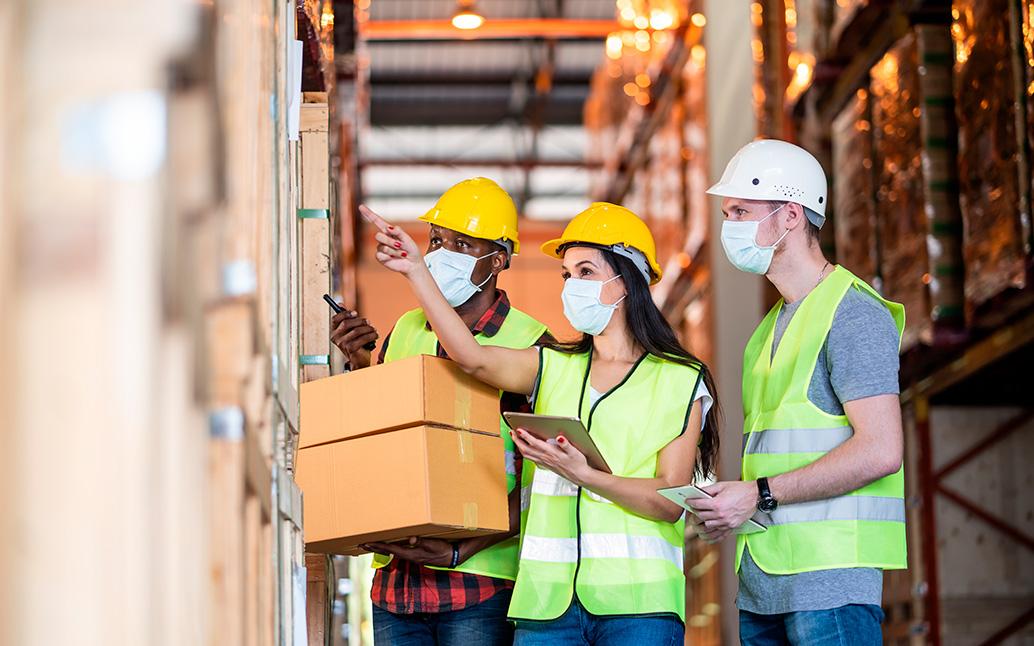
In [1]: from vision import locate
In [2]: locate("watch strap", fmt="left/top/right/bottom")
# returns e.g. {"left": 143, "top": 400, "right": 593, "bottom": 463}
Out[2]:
{"left": 757, "top": 477, "right": 772, "bottom": 500}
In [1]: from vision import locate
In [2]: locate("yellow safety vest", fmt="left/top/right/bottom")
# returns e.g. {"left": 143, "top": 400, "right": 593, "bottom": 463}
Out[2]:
{"left": 509, "top": 348, "right": 703, "bottom": 621}
{"left": 374, "top": 304, "right": 547, "bottom": 580}
{"left": 737, "top": 265, "right": 907, "bottom": 575}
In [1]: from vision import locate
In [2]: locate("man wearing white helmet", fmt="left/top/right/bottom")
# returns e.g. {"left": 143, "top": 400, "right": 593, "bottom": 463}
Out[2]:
{"left": 687, "top": 139, "right": 907, "bottom": 644}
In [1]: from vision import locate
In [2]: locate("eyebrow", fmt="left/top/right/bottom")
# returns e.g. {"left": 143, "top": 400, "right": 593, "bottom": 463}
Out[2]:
{"left": 562, "top": 260, "right": 598, "bottom": 272}
{"left": 430, "top": 228, "right": 472, "bottom": 244}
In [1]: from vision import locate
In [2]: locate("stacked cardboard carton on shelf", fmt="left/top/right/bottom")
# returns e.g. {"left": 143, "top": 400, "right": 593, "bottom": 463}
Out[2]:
{"left": 296, "top": 355, "right": 509, "bottom": 555}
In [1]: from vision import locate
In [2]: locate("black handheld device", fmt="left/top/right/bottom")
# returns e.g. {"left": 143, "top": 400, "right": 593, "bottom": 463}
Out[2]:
{"left": 324, "top": 294, "right": 376, "bottom": 352}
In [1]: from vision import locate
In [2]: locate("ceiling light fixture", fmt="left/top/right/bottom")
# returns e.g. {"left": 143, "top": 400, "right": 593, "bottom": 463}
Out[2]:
{"left": 452, "top": 1, "right": 485, "bottom": 30}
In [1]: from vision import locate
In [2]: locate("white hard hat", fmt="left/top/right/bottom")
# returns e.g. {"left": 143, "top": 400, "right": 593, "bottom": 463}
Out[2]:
{"left": 707, "top": 139, "right": 828, "bottom": 227}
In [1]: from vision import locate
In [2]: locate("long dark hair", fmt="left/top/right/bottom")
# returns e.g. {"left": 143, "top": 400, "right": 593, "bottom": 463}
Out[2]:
{"left": 550, "top": 247, "right": 721, "bottom": 480}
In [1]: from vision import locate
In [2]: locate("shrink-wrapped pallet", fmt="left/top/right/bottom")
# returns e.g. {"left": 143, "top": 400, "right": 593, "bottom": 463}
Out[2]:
{"left": 810, "top": 0, "right": 837, "bottom": 58}
{"left": 916, "top": 25, "right": 966, "bottom": 326}
{"left": 788, "top": 0, "right": 827, "bottom": 64}
{"left": 952, "top": 0, "right": 1029, "bottom": 313}
{"left": 831, "top": 88, "right": 878, "bottom": 285}
{"left": 871, "top": 33, "right": 931, "bottom": 349}
{"left": 1023, "top": 1, "right": 1034, "bottom": 234}
{"left": 831, "top": 0, "right": 868, "bottom": 49}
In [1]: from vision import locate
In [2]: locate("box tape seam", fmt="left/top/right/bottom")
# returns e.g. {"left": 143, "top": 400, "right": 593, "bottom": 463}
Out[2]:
{"left": 457, "top": 430, "right": 473, "bottom": 464}
{"left": 454, "top": 384, "right": 471, "bottom": 431}
{"left": 463, "top": 502, "right": 478, "bottom": 531}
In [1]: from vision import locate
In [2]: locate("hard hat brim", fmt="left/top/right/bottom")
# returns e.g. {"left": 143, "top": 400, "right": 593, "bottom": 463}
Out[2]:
{"left": 705, "top": 181, "right": 739, "bottom": 198}
{"left": 540, "top": 238, "right": 663, "bottom": 285}
{"left": 421, "top": 211, "right": 521, "bottom": 254}
{"left": 541, "top": 237, "right": 564, "bottom": 259}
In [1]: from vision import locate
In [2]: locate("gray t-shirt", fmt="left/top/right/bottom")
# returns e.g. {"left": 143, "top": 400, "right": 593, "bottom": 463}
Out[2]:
{"left": 737, "top": 286, "right": 901, "bottom": 615}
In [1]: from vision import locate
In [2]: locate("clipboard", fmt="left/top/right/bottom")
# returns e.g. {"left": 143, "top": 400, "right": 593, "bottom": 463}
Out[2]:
{"left": 502, "top": 412, "right": 612, "bottom": 474}
{"left": 657, "top": 484, "right": 769, "bottom": 534}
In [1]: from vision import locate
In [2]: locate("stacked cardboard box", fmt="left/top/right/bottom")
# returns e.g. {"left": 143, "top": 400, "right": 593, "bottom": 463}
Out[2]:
{"left": 296, "top": 355, "right": 509, "bottom": 555}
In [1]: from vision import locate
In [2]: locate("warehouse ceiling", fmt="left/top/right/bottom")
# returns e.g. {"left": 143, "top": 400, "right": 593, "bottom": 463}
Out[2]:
{"left": 364, "top": 0, "right": 611, "bottom": 126}
{"left": 345, "top": 0, "right": 615, "bottom": 220}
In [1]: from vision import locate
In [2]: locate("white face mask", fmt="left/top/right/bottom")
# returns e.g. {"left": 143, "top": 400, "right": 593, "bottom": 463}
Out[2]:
{"left": 561, "top": 275, "right": 626, "bottom": 336}
{"left": 720, "top": 203, "right": 790, "bottom": 274}
{"left": 424, "top": 247, "right": 498, "bottom": 307}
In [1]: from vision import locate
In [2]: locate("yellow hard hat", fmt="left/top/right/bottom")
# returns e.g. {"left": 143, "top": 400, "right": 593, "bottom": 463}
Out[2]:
{"left": 418, "top": 177, "right": 521, "bottom": 254}
{"left": 541, "top": 202, "right": 663, "bottom": 285}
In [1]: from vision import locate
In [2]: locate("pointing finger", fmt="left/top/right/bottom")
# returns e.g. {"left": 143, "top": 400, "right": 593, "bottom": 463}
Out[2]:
{"left": 359, "top": 204, "right": 392, "bottom": 233}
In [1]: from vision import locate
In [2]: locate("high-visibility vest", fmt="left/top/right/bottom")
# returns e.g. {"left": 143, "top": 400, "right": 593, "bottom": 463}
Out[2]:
{"left": 737, "top": 265, "right": 907, "bottom": 575}
{"left": 374, "top": 305, "right": 547, "bottom": 580}
{"left": 509, "top": 348, "right": 703, "bottom": 621}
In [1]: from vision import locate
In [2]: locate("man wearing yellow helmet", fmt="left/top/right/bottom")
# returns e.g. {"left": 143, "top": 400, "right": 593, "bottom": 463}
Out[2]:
{"left": 330, "top": 177, "right": 549, "bottom": 646}
{"left": 362, "top": 200, "right": 722, "bottom": 645}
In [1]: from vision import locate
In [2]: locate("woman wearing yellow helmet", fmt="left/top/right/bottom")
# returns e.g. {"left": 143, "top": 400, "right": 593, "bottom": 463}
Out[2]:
{"left": 362, "top": 201, "right": 720, "bottom": 646}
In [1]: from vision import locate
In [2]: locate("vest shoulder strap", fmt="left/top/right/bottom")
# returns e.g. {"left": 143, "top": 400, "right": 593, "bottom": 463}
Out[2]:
{"left": 383, "top": 308, "right": 431, "bottom": 361}
{"left": 846, "top": 276, "right": 906, "bottom": 336}
{"left": 495, "top": 306, "right": 548, "bottom": 347}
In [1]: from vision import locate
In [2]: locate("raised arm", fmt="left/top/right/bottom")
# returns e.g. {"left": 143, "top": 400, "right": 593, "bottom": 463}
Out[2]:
{"left": 361, "top": 205, "right": 540, "bottom": 395}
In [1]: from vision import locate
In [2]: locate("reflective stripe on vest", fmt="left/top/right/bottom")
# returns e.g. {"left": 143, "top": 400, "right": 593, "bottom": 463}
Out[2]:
{"left": 519, "top": 468, "right": 613, "bottom": 512}
{"left": 521, "top": 534, "right": 683, "bottom": 571}
{"left": 737, "top": 266, "right": 907, "bottom": 576}
{"left": 504, "top": 449, "right": 516, "bottom": 477}
{"left": 769, "top": 495, "right": 906, "bottom": 526}
{"left": 374, "top": 304, "right": 547, "bottom": 581}
{"left": 509, "top": 348, "right": 702, "bottom": 622}
{"left": 743, "top": 426, "right": 853, "bottom": 454}
{"left": 531, "top": 467, "right": 578, "bottom": 497}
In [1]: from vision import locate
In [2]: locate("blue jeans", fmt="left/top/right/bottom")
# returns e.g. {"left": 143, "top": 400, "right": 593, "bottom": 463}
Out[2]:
{"left": 373, "top": 589, "right": 513, "bottom": 646}
{"left": 514, "top": 599, "right": 684, "bottom": 646}
{"left": 740, "top": 605, "right": 885, "bottom": 645}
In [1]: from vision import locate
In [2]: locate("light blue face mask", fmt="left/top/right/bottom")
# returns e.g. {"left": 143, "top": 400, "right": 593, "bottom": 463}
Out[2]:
{"left": 561, "top": 275, "right": 626, "bottom": 336}
{"left": 720, "top": 203, "right": 789, "bottom": 274}
{"left": 424, "top": 247, "right": 498, "bottom": 307}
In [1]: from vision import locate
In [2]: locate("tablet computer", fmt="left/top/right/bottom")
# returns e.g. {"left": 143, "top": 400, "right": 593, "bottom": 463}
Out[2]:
{"left": 657, "top": 484, "right": 769, "bottom": 534}
{"left": 502, "top": 412, "right": 612, "bottom": 474}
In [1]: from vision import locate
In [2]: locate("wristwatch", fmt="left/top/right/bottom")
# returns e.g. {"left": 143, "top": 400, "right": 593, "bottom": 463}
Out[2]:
{"left": 757, "top": 477, "right": 778, "bottom": 513}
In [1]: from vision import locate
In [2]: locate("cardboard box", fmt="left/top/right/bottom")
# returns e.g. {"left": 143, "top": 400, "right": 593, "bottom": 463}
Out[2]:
{"left": 299, "top": 354, "right": 501, "bottom": 450}
{"left": 296, "top": 425, "right": 509, "bottom": 555}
